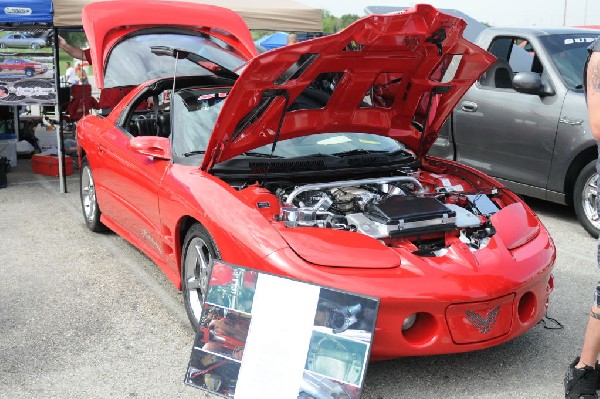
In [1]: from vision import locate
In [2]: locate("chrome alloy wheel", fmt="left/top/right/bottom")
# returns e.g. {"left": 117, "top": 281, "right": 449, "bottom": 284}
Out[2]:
{"left": 81, "top": 165, "right": 97, "bottom": 223}
{"left": 582, "top": 171, "right": 600, "bottom": 231}
{"left": 184, "top": 237, "right": 213, "bottom": 324}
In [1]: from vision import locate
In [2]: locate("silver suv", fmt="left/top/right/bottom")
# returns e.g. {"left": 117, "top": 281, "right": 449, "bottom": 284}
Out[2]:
{"left": 431, "top": 28, "right": 600, "bottom": 237}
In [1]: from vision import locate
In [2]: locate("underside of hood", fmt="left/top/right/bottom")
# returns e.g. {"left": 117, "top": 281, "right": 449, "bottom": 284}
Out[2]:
{"left": 201, "top": 4, "right": 495, "bottom": 171}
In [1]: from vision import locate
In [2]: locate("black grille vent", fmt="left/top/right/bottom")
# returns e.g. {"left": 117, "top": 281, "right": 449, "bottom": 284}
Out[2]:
{"left": 249, "top": 159, "right": 326, "bottom": 174}
{"left": 347, "top": 156, "right": 388, "bottom": 167}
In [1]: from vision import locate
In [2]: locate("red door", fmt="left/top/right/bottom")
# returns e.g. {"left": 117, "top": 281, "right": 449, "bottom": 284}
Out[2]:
{"left": 95, "top": 126, "right": 168, "bottom": 261}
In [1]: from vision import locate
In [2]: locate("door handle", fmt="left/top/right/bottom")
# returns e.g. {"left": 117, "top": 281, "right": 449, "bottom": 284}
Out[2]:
{"left": 98, "top": 144, "right": 105, "bottom": 154}
{"left": 461, "top": 101, "right": 478, "bottom": 112}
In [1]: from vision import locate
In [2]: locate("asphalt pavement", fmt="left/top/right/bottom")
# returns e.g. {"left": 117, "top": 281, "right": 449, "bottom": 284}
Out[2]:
{"left": 0, "top": 159, "right": 596, "bottom": 398}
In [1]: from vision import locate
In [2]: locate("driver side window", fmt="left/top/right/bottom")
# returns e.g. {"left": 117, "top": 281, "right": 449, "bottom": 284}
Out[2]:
{"left": 479, "top": 37, "right": 543, "bottom": 90}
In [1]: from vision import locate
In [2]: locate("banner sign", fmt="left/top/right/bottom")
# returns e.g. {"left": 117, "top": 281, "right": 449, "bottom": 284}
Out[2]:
{"left": 0, "top": 1, "right": 52, "bottom": 24}
{"left": 0, "top": 29, "right": 56, "bottom": 105}
{"left": 185, "top": 263, "right": 379, "bottom": 399}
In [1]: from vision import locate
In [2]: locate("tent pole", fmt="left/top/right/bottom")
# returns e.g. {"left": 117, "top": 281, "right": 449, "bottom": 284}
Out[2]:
{"left": 13, "top": 106, "right": 18, "bottom": 139}
{"left": 53, "top": 27, "right": 67, "bottom": 193}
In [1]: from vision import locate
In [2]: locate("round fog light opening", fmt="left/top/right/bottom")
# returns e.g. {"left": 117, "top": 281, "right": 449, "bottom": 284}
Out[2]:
{"left": 402, "top": 313, "right": 417, "bottom": 331}
{"left": 518, "top": 291, "right": 537, "bottom": 323}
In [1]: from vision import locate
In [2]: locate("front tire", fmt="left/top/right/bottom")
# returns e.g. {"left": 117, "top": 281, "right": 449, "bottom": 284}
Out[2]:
{"left": 181, "top": 223, "right": 219, "bottom": 330}
{"left": 24, "top": 68, "right": 34, "bottom": 77}
{"left": 574, "top": 160, "right": 600, "bottom": 238}
{"left": 31, "top": 43, "right": 40, "bottom": 50}
{"left": 80, "top": 157, "right": 104, "bottom": 232}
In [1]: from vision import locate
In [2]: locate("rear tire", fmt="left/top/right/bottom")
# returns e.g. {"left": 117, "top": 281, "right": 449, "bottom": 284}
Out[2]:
{"left": 181, "top": 223, "right": 219, "bottom": 330}
{"left": 0, "top": 43, "right": 5, "bottom": 49}
{"left": 80, "top": 156, "right": 105, "bottom": 232}
{"left": 574, "top": 160, "right": 600, "bottom": 238}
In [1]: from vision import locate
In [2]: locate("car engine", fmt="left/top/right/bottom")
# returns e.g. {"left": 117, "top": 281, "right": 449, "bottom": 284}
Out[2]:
{"left": 271, "top": 174, "right": 501, "bottom": 253}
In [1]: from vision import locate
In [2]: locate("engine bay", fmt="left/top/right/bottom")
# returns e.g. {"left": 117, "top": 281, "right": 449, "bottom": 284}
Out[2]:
{"left": 235, "top": 167, "right": 507, "bottom": 256}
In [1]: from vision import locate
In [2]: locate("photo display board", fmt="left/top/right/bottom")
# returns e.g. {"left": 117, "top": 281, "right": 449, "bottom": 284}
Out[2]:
{"left": 185, "top": 263, "right": 379, "bottom": 399}
{"left": 0, "top": 29, "right": 56, "bottom": 105}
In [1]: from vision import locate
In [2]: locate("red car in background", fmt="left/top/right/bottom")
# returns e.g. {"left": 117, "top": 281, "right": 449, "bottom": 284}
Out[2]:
{"left": 77, "top": 0, "right": 555, "bottom": 359}
{"left": 0, "top": 58, "right": 48, "bottom": 77}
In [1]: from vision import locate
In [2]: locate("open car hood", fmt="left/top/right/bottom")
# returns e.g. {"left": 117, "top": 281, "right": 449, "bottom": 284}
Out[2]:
{"left": 81, "top": 0, "right": 257, "bottom": 89}
{"left": 201, "top": 4, "right": 495, "bottom": 171}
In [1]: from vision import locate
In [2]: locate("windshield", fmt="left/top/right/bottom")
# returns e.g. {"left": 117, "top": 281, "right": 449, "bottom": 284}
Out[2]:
{"left": 172, "top": 87, "right": 410, "bottom": 163}
{"left": 539, "top": 33, "right": 599, "bottom": 90}
{"left": 172, "top": 88, "right": 228, "bottom": 157}
{"left": 104, "top": 31, "right": 246, "bottom": 88}
{"left": 246, "top": 132, "right": 408, "bottom": 158}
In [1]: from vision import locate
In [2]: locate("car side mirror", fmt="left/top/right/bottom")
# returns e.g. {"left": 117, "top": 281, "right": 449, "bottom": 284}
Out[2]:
{"left": 129, "top": 136, "right": 171, "bottom": 160}
{"left": 513, "top": 72, "right": 553, "bottom": 96}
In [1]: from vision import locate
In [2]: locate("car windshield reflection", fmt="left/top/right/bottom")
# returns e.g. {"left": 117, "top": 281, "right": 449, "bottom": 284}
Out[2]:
{"left": 244, "top": 133, "right": 409, "bottom": 159}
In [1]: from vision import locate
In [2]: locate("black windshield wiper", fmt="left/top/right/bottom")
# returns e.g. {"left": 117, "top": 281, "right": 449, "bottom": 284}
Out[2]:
{"left": 331, "top": 149, "right": 389, "bottom": 157}
{"left": 151, "top": 46, "right": 238, "bottom": 80}
{"left": 289, "top": 153, "right": 339, "bottom": 159}
{"left": 182, "top": 150, "right": 205, "bottom": 157}
{"left": 243, "top": 151, "right": 284, "bottom": 158}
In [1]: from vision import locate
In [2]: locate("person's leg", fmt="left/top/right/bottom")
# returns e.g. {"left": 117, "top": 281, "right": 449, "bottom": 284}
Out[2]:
{"left": 579, "top": 222, "right": 600, "bottom": 368}
{"left": 578, "top": 304, "right": 600, "bottom": 368}
{"left": 565, "top": 284, "right": 600, "bottom": 398}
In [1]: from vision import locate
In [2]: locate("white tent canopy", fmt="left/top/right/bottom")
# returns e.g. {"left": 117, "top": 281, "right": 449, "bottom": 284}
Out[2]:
{"left": 53, "top": 0, "right": 323, "bottom": 32}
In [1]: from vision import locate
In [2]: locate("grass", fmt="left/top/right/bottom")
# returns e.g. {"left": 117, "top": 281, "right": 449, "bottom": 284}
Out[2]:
{"left": 0, "top": 46, "right": 53, "bottom": 54}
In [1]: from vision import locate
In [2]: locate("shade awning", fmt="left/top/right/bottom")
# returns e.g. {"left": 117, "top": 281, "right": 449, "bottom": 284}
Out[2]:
{"left": 256, "top": 31, "right": 289, "bottom": 49}
{"left": 53, "top": 0, "right": 323, "bottom": 32}
{"left": 0, "top": 0, "right": 53, "bottom": 23}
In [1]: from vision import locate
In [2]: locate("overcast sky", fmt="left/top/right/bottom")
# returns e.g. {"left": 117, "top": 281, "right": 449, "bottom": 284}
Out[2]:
{"left": 298, "top": 0, "right": 600, "bottom": 27}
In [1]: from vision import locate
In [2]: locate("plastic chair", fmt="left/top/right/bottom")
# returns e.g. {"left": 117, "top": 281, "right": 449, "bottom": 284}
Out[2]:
{"left": 64, "top": 84, "right": 99, "bottom": 123}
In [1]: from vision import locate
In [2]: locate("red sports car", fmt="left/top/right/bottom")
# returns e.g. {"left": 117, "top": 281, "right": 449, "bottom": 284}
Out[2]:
{"left": 77, "top": 1, "right": 555, "bottom": 360}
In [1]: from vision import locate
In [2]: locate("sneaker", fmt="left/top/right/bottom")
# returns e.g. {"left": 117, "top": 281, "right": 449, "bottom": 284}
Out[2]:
{"left": 565, "top": 357, "right": 600, "bottom": 398}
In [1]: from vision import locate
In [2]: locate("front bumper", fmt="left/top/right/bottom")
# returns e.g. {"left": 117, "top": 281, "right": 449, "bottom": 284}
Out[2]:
{"left": 371, "top": 272, "right": 553, "bottom": 360}
{"left": 263, "top": 218, "right": 555, "bottom": 360}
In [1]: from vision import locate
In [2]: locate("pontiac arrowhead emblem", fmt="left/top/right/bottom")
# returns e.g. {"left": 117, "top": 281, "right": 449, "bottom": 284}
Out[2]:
{"left": 465, "top": 305, "right": 500, "bottom": 334}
